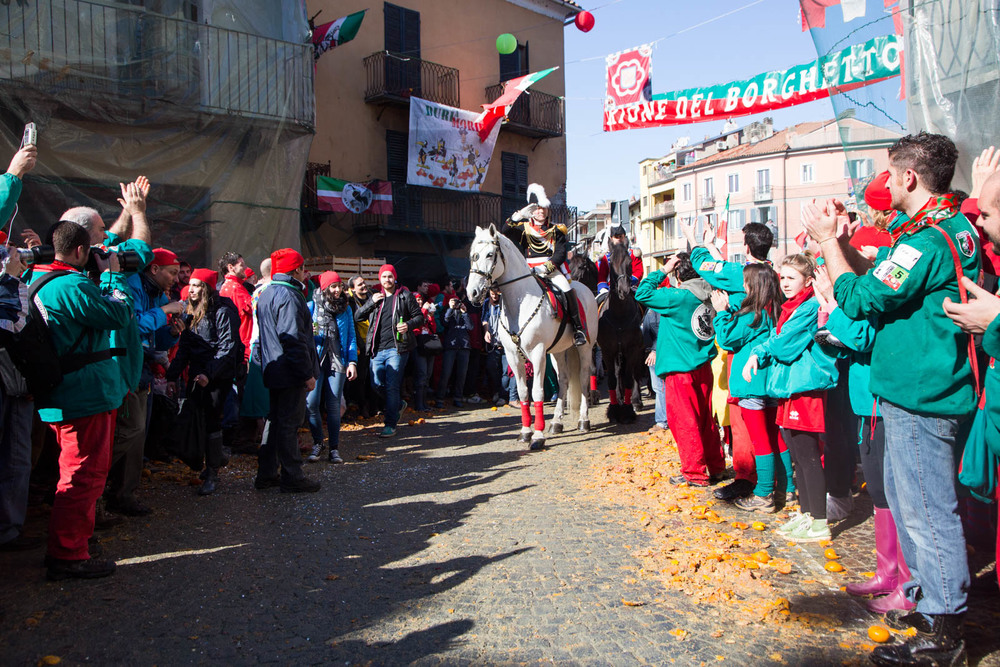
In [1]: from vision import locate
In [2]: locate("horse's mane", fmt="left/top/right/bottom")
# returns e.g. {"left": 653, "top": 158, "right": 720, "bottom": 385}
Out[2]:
{"left": 568, "top": 254, "right": 598, "bottom": 294}
{"left": 608, "top": 243, "right": 632, "bottom": 301}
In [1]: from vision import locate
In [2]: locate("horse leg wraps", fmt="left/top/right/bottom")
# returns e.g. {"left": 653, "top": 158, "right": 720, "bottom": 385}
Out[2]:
{"left": 609, "top": 389, "right": 618, "bottom": 405}
{"left": 533, "top": 401, "right": 545, "bottom": 432}
{"left": 623, "top": 388, "right": 633, "bottom": 405}
{"left": 590, "top": 376, "right": 597, "bottom": 392}
{"left": 521, "top": 402, "right": 532, "bottom": 429}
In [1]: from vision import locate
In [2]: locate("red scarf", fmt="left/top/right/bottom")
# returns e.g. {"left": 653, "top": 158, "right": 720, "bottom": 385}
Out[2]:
{"left": 888, "top": 193, "right": 960, "bottom": 245}
{"left": 776, "top": 285, "right": 814, "bottom": 333}
{"left": 33, "top": 260, "right": 82, "bottom": 274}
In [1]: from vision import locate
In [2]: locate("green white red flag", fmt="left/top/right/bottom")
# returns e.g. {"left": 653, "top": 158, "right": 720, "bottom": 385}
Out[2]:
{"left": 312, "top": 10, "right": 365, "bottom": 61}
{"left": 475, "top": 67, "right": 559, "bottom": 141}
{"left": 316, "top": 177, "right": 392, "bottom": 214}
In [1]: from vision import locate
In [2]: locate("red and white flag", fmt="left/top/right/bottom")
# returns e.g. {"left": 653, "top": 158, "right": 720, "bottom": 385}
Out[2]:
{"left": 316, "top": 177, "right": 392, "bottom": 214}
{"left": 605, "top": 44, "right": 652, "bottom": 112}
{"left": 475, "top": 67, "right": 558, "bottom": 141}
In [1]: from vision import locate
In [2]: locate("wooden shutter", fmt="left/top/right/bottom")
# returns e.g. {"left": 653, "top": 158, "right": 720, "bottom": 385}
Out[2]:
{"left": 501, "top": 152, "right": 528, "bottom": 220}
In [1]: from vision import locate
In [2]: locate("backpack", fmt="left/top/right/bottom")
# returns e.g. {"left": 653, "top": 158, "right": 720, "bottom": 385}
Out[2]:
{"left": 2, "top": 270, "right": 124, "bottom": 398}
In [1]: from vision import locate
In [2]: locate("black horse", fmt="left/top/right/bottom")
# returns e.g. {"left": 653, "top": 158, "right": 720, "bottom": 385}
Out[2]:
{"left": 597, "top": 244, "right": 645, "bottom": 423}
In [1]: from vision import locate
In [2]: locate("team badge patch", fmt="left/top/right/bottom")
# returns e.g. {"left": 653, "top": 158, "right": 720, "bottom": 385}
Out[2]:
{"left": 873, "top": 260, "right": 909, "bottom": 291}
{"left": 691, "top": 304, "right": 715, "bottom": 341}
{"left": 699, "top": 261, "right": 717, "bottom": 273}
{"left": 956, "top": 230, "right": 976, "bottom": 257}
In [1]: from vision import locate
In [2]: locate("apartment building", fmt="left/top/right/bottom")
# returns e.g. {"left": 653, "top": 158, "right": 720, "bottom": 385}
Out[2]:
{"left": 304, "top": 0, "right": 580, "bottom": 282}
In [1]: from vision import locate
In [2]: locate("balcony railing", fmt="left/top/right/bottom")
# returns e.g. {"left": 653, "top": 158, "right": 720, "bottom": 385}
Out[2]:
{"left": 364, "top": 51, "right": 459, "bottom": 107}
{"left": 484, "top": 84, "right": 563, "bottom": 138}
{"left": 753, "top": 185, "right": 773, "bottom": 202}
{"left": 646, "top": 165, "right": 675, "bottom": 187}
{"left": 646, "top": 201, "right": 675, "bottom": 220}
{"left": 352, "top": 185, "right": 574, "bottom": 236}
{"left": 0, "top": 0, "right": 315, "bottom": 127}
{"left": 700, "top": 194, "right": 716, "bottom": 209}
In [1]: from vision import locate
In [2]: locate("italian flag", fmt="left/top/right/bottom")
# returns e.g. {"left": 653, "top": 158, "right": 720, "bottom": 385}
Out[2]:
{"left": 316, "top": 176, "right": 393, "bottom": 214}
{"left": 312, "top": 10, "right": 365, "bottom": 61}
{"left": 474, "top": 67, "right": 559, "bottom": 141}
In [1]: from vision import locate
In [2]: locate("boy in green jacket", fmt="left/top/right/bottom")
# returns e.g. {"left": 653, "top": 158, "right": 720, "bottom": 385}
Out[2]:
{"left": 804, "top": 132, "right": 976, "bottom": 667}
{"left": 636, "top": 253, "right": 725, "bottom": 487}
{"left": 29, "top": 221, "right": 134, "bottom": 581}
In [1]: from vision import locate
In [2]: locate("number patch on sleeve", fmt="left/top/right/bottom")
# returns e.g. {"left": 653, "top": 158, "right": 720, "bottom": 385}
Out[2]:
{"left": 873, "top": 260, "right": 909, "bottom": 291}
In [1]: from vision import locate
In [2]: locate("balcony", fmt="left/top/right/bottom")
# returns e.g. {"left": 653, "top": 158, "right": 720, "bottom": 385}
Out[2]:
{"left": 352, "top": 185, "right": 575, "bottom": 236}
{"left": 700, "top": 194, "right": 716, "bottom": 209}
{"left": 753, "top": 185, "right": 773, "bottom": 202}
{"left": 0, "top": 0, "right": 315, "bottom": 127}
{"left": 646, "top": 201, "right": 675, "bottom": 220}
{"left": 364, "top": 51, "right": 459, "bottom": 107}
{"left": 646, "top": 164, "right": 675, "bottom": 187}
{"left": 484, "top": 84, "right": 563, "bottom": 138}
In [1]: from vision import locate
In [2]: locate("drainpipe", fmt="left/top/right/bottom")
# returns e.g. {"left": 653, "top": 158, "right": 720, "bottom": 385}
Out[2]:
{"left": 782, "top": 147, "right": 788, "bottom": 257}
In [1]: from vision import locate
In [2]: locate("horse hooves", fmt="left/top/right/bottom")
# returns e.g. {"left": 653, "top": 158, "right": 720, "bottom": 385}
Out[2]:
{"left": 517, "top": 432, "right": 532, "bottom": 444}
{"left": 622, "top": 405, "right": 637, "bottom": 424}
{"left": 606, "top": 404, "right": 620, "bottom": 424}
{"left": 578, "top": 420, "right": 590, "bottom": 432}
{"left": 589, "top": 390, "right": 601, "bottom": 406}
{"left": 529, "top": 439, "right": 547, "bottom": 451}
{"left": 550, "top": 423, "right": 563, "bottom": 434}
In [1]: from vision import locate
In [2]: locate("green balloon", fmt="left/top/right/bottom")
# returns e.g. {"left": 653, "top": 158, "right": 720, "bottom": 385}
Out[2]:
{"left": 496, "top": 33, "right": 517, "bottom": 55}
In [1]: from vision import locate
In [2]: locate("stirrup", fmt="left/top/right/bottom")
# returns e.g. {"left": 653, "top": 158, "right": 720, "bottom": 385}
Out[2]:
{"left": 573, "top": 329, "right": 587, "bottom": 346}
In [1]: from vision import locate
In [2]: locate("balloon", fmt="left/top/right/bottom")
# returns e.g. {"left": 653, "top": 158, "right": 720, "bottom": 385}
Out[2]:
{"left": 496, "top": 33, "right": 517, "bottom": 55}
{"left": 575, "top": 11, "right": 595, "bottom": 32}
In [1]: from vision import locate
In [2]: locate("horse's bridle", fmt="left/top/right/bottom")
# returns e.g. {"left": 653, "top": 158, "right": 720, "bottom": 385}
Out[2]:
{"left": 469, "top": 237, "right": 533, "bottom": 289}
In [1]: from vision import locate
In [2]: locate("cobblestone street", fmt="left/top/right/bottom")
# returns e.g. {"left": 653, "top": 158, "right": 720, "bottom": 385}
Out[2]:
{"left": 2, "top": 402, "right": 999, "bottom": 666}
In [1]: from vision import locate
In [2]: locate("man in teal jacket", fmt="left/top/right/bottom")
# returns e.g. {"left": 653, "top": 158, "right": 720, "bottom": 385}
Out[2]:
{"left": 804, "top": 133, "right": 976, "bottom": 667}
{"left": 30, "top": 221, "right": 134, "bottom": 581}
{"left": 636, "top": 253, "right": 725, "bottom": 487}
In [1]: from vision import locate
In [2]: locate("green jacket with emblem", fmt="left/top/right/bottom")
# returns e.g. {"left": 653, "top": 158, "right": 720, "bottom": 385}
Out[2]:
{"left": 714, "top": 308, "right": 773, "bottom": 399}
{"left": 100, "top": 232, "right": 153, "bottom": 392}
{"left": 834, "top": 210, "right": 981, "bottom": 417}
{"left": 29, "top": 267, "right": 134, "bottom": 422}
{"left": 636, "top": 270, "right": 717, "bottom": 376}
{"left": 691, "top": 247, "right": 748, "bottom": 307}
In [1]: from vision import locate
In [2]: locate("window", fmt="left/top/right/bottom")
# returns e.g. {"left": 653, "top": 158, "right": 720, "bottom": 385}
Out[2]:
{"left": 728, "top": 208, "right": 746, "bottom": 230}
{"left": 750, "top": 205, "right": 778, "bottom": 245}
{"left": 683, "top": 183, "right": 692, "bottom": 201}
{"left": 499, "top": 41, "right": 529, "bottom": 82}
{"left": 801, "top": 163, "right": 815, "bottom": 183}
{"left": 384, "top": 3, "right": 421, "bottom": 96}
{"left": 727, "top": 173, "right": 740, "bottom": 193}
{"left": 704, "top": 177, "right": 714, "bottom": 197}
{"left": 642, "top": 196, "right": 647, "bottom": 210}
{"left": 386, "top": 129, "right": 421, "bottom": 227}
{"left": 756, "top": 169, "right": 770, "bottom": 189}
{"left": 501, "top": 151, "right": 529, "bottom": 220}
{"left": 845, "top": 158, "right": 875, "bottom": 180}
{"left": 730, "top": 252, "right": 746, "bottom": 264}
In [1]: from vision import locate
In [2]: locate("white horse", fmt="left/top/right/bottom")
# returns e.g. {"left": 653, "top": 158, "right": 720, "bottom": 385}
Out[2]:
{"left": 466, "top": 225, "right": 598, "bottom": 449}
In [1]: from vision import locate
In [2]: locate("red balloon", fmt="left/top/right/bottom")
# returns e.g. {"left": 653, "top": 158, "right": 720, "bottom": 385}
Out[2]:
{"left": 575, "top": 11, "right": 595, "bottom": 32}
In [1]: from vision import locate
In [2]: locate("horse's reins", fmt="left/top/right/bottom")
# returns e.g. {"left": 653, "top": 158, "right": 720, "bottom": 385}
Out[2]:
{"left": 471, "top": 237, "right": 545, "bottom": 361}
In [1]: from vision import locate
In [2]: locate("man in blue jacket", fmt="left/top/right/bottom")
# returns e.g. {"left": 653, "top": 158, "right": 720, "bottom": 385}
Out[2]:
{"left": 254, "top": 248, "right": 321, "bottom": 493}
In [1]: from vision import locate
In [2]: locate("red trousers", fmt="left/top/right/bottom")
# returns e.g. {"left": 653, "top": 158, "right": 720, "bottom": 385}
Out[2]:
{"left": 664, "top": 363, "right": 725, "bottom": 484}
{"left": 728, "top": 403, "right": 757, "bottom": 483}
{"left": 47, "top": 411, "right": 116, "bottom": 560}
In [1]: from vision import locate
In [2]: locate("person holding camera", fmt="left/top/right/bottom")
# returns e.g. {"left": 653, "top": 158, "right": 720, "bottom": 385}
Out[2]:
{"left": 166, "top": 269, "right": 242, "bottom": 495}
{"left": 29, "top": 221, "right": 134, "bottom": 580}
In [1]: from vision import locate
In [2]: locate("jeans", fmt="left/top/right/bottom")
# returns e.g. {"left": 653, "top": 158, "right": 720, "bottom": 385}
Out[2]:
{"left": 0, "top": 392, "right": 34, "bottom": 544}
{"left": 437, "top": 349, "right": 470, "bottom": 401}
{"left": 502, "top": 353, "right": 518, "bottom": 402}
{"left": 881, "top": 400, "right": 969, "bottom": 615}
{"left": 371, "top": 348, "right": 408, "bottom": 428}
{"left": 648, "top": 365, "right": 667, "bottom": 426}
{"left": 411, "top": 354, "right": 432, "bottom": 410}
{"left": 306, "top": 369, "right": 347, "bottom": 447}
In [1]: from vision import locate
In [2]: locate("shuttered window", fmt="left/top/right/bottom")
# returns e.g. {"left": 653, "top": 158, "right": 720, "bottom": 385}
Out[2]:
{"left": 501, "top": 152, "right": 528, "bottom": 221}
{"left": 386, "top": 129, "right": 421, "bottom": 227}
{"left": 499, "top": 42, "right": 528, "bottom": 82}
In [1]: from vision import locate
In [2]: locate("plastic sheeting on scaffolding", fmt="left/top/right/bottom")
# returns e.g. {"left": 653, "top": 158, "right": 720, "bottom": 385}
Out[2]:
{"left": 0, "top": 0, "right": 315, "bottom": 268}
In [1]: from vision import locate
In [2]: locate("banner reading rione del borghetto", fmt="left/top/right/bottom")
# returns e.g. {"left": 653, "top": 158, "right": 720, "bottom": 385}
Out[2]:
{"left": 603, "top": 35, "right": 901, "bottom": 131}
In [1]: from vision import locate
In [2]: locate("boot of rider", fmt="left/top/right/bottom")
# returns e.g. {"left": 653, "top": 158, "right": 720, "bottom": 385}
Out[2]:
{"left": 565, "top": 288, "right": 587, "bottom": 346}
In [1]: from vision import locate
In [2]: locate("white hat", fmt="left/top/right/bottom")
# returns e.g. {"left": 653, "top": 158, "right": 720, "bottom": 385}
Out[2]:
{"left": 526, "top": 183, "right": 550, "bottom": 208}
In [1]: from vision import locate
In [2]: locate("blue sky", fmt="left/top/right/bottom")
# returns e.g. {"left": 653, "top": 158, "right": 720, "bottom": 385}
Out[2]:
{"left": 562, "top": 0, "right": 901, "bottom": 211}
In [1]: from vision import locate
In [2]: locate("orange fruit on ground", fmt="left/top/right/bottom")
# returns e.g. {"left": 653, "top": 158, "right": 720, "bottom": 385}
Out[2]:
{"left": 751, "top": 551, "right": 771, "bottom": 563}
{"left": 824, "top": 548, "right": 840, "bottom": 560}
{"left": 692, "top": 505, "right": 706, "bottom": 514}
{"left": 731, "top": 521, "right": 749, "bottom": 530}
{"left": 773, "top": 561, "right": 793, "bottom": 574}
{"left": 824, "top": 561, "right": 845, "bottom": 572}
{"left": 868, "top": 626, "right": 891, "bottom": 643}
{"left": 751, "top": 521, "right": 766, "bottom": 531}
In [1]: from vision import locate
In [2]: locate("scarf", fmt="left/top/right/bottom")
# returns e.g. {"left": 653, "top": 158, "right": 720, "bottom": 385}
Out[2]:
{"left": 888, "top": 193, "right": 960, "bottom": 245}
{"left": 314, "top": 289, "right": 347, "bottom": 372}
{"left": 776, "top": 285, "right": 814, "bottom": 333}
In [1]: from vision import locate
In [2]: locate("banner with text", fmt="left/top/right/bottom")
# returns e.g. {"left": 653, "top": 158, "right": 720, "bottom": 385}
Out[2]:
{"left": 408, "top": 97, "right": 502, "bottom": 193}
{"left": 603, "top": 34, "right": 901, "bottom": 131}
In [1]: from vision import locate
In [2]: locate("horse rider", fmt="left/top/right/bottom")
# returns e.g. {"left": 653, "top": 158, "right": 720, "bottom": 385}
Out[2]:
{"left": 501, "top": 183, "right": 587, "bottom": 347}
{"left": 595, "top": 223, "right": 644, "bottom": 295}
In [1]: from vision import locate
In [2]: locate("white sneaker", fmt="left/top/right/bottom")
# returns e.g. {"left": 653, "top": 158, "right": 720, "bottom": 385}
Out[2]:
{"left": 467, "top": 395, "right": 484, "bottom": 404}
{"left": 826, "top": 494, "right": 854, "bottom": 522}
{"left": 776, "top": 512, "right": 812, "bottom": 536}
{"left": 328, "top": 449, "right": 344, "bottom": 464}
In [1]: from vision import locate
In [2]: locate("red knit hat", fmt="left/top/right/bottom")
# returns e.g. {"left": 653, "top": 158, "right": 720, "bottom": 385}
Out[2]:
{"left": 151, "top": 248, "right": 179, "bottom": 267}
{"left": 864, "top": 171, "right": 892, "bottom": 212}
{"left": 0, "top": 230, "right": 7, "bottom": 245}
{"left": 319, "top": 270, "right": 342, "bottom": 291}
{"left": 378, "top": 263, "right": 397, "bottom": 280}
{"left": 271, "top": 248, "right": 304, "bottom": 275}
{"left": 245, "top": 267, "right": 255, "bottom": 279}
{"left": 190, "top": 268, "right": 218, "bottom": 291}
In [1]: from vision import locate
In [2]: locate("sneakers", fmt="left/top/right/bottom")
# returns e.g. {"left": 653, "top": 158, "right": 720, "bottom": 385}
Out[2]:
{"left": 379, "top": 426, "right": 397, "bottom": 438}
{"left": 280, "top": 477, "right": 321, "bottom": 493}
{"left": 826, "top": 493, "right": 854, "bottom": 522}
{"left": 467, "top": 394, "right": 484, "bottom": 404}
{"left": 306, "top": 443, "right": 324, "bottom": 463}
{"left": 788, "top": 517, "right": 831, "bottom": 543}
{"left": 46, "top": 557, "right": 116, "bottom": 581}
{"left": 669, "top": 474, "right": 708, "bottom": 487}
{"left": 494, "top": 398, "right": 508, "bottom": 407}
{"left": 328, "top": 449, "right": 344, "bottom": 464}
{"left": 734, "top": 493, "right": 776, "bottom": 513}
{"left": 715, "top": 479, "right": 754, "bottom": 501}
{"left": 776, "top": 512, "right": 813, "bottom": 536}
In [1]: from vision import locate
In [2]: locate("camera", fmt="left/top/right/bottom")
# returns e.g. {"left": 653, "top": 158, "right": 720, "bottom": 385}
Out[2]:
{"left": 86, "top": 246, "right": 144, "bottom": 274}
{"left": 21, "top": 122, "right": 37, "bottom": 149}
{"left": 17, "top": 245, "right": 56, "bottom": 265}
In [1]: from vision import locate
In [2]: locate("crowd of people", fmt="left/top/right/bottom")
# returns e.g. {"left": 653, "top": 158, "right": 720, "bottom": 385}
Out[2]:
{"left": 1, "top": 131, "right": 999, "bottom": 667}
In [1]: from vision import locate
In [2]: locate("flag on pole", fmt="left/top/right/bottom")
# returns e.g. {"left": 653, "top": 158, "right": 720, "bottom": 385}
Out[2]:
{"left": 316, "top": 177, "right": 392, "bottom": 214}
{"left": 312, "top": 10, "right": 365, "bottom": 61}
{"left": 718, "top": 194, "right": 730, "bottom": 260}
{"left": 475, "top": 67, "right": 559, "bottom": 141}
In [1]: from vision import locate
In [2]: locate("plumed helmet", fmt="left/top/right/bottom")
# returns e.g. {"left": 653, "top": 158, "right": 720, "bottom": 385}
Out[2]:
{"left": 526, "top": 183, "right": 550, "bottom": 208}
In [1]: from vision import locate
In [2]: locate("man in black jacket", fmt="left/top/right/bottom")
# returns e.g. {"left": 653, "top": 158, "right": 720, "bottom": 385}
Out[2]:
{"left": 354, "top": 264, "right": 423, "bottom": 438}
{"left": 253, "top": 249, "right": 320, "bottom": 493}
